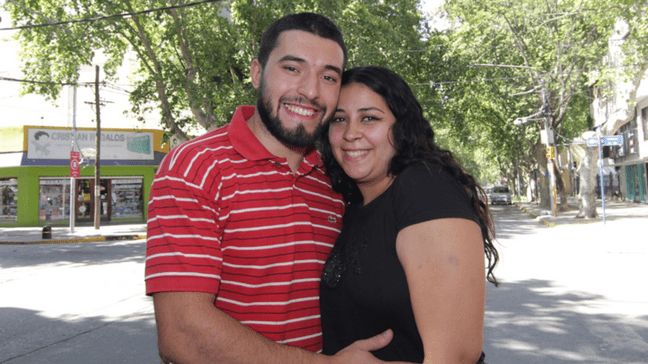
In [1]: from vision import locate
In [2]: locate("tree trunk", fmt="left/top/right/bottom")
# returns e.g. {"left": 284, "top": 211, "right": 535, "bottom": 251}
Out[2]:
{"left": 533, "top": 142, "right": 551, "bottom": 209}
{"left": 554, "top": 163, "right": 569, "bottom": 211}
{"left": 576, "top": 138, "right": 598, "bottom": 218}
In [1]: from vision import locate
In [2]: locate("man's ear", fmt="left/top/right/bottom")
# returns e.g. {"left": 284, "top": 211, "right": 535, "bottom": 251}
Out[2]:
{"left": 250, "top": 59, "right": 262, "bottom": 90}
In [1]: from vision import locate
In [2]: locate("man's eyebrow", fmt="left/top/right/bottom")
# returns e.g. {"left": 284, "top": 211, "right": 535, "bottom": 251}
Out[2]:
{"left": 325, "top": 65, "right": 343, "bottom": 77}
{"left": 278, "top": 55, "right": 342, "bottom": 77}
{"left": 279, "top": 55, "right": 306, "bottom": 64}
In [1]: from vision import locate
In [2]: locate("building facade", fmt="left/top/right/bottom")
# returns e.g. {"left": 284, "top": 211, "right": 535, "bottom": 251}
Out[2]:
{"left": 0, "top": 126, "right": 168, "bottom": 227}
{"left": 589, "top": 20, "right": 647, "bottom": 203}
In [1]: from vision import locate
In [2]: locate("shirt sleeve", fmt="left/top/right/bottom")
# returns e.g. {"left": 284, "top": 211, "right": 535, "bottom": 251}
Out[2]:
{"left": 392, "top": 162, "right": 479, "bottom": 233}
{"left": 144, "top": 151, "right": 224, "bottom": 296}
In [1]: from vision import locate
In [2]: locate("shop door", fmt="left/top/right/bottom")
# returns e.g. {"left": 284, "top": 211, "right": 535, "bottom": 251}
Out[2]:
{"left": 76, "top": 179, "right": 94, "bottom": 222}
{"left": 638, "top": 164, "right": 647, "bottom": 202}
{"left": 75, "top": 179, "right": 111, "bottom": 222}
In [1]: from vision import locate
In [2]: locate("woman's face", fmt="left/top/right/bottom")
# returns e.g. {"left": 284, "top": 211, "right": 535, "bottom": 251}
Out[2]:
{"left": 328, "top": 82, "right": 397, "bottom": 201}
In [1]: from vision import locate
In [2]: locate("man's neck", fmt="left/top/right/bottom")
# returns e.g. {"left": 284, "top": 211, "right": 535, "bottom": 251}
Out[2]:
{"left": 246, "top": 112, "right": 307, "bottom": 173}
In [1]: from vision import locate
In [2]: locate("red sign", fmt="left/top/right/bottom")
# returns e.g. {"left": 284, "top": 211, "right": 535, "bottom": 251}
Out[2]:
{"left": 70, "top": 151, "right": 80, "bottom": 178}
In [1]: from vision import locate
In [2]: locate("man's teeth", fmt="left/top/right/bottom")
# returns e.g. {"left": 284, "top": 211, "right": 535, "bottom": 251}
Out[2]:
{"left": 285, "top": 104, "right": 316, "bottom": 116}
{"left": 346, "top": 150, "right": 367, "bottom": 158}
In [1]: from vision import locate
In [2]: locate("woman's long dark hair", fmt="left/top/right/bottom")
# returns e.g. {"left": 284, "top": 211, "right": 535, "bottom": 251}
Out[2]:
{"left": 320, "top": 66, "right": 499, "bottom": 285}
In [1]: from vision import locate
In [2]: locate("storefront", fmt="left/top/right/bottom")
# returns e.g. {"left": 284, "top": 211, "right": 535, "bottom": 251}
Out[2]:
{"left": 0, "top": 126, "right": 168, "bottom": 227}
{"left": 624, "top": 163, "right": 647, "bottom": 202}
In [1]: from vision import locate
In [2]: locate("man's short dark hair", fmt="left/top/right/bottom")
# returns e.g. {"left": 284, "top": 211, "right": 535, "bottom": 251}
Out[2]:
{"left": 257, "top": 12, "right": 347, "bottom": 70}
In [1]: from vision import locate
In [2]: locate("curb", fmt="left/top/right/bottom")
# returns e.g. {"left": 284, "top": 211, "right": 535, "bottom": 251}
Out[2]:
{"left": 515, "top": 203, "right": 556, "bottom": 227}
{"left": 0, "top": 234, "right": 147, "bottom": 245}
{"left": 514, "top": 203, "right": 602, "bottom": 227}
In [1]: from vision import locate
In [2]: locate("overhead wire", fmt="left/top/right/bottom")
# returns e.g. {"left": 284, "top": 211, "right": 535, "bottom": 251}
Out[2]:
{"left": 0, "top": 0, "right": 223, "bottom": 31}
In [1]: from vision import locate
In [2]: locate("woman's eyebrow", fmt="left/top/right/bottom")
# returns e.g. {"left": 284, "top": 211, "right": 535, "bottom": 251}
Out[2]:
{"left": 358, "top": 106, "right": 386, "bottom": 114}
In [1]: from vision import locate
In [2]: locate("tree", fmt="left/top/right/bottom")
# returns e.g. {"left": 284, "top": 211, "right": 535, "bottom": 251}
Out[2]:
{"left": 441, "top": 0, "right": 640, "bottom": 212}
{"left": 3, "top": 0, "right": 433, "bottom": 142}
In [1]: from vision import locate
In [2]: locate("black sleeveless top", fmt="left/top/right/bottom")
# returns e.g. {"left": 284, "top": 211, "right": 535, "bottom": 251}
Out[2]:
{"left": 320, "top": 162, "right": 483, "bottom": 362}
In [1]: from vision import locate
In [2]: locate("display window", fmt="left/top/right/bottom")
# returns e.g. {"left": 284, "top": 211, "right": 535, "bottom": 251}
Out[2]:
{"left": 1, "top": 178, "right": 18, "bottom": 222}
{"left": 39, "top": 179, "right": 71, "bottom": 222}
{"left": 111, "top": 178, "right": 143, "bottom": 219}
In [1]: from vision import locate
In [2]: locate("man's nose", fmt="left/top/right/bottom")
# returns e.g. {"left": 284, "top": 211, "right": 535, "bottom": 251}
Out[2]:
{"left": 297, "top": 72, "right": 320, "bottom": 101}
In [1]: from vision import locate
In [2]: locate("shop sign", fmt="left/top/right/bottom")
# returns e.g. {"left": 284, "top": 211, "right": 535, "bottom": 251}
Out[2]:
{"left": 26, "top": 128, "right": 155, "bottom": 160}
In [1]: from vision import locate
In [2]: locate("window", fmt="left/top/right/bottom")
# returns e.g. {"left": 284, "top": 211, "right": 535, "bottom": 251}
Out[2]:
{"left": 642, "top": 107, "right": 648, "bottom": 141}
{"left": 39, "top": 179, "right": 71, "bottom": 222}
{"left": 1, "top": 178, "right": 18, "bottom": 222}
{"left": 111, "top": 178, "right": 143, "bottom": 219}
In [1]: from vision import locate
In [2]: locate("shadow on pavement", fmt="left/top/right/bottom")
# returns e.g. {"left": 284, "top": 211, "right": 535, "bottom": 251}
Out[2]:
{"left": 0, "top": 307, "right": 158, "bottom": 364}
{"left": 484, "top": 279, "right": 648, "bottom": 364}
{"left": 0, "top": 239, "right": 146, "bottom": 269}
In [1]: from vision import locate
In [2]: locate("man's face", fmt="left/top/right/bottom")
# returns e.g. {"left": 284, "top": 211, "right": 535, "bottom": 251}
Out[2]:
{"left": 251, "top": 30, "right": 345, "bottom": 148}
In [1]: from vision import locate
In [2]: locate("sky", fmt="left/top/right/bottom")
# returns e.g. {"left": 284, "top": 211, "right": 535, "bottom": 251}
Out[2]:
{"left": 0, "top": 1, "right": 446, "bottom": 132}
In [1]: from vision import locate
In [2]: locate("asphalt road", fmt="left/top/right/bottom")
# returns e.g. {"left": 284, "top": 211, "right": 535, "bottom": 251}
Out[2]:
{"left": 0, "top": 239, "right": 158, "bottom": 364}
{"left": 483, "top": 205, "right": 648, "bottom": 364}
{"left": 1, "top": 205, "right": 646, "bottom": 363}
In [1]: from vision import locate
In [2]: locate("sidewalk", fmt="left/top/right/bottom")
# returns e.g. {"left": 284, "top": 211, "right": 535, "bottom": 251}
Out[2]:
{"left": 0, "top": 223, "right": 146, "bottom": 244}
{"left": 515, "top": 196, "right": 648, "bottom": 227}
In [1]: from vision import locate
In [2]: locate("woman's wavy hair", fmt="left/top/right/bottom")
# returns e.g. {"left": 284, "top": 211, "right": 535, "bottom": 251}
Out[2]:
{"left": 320, "top": 66, "right": 499, "bottom": 285}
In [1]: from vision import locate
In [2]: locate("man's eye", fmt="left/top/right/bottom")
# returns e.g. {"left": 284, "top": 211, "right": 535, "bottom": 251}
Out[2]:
{"left": 323, "top": 75, "right": 337, "bottom": 82}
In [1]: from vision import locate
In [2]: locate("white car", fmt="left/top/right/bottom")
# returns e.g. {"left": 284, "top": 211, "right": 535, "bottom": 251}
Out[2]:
{"left": 490, "top": 186, "right": 512, "bottom": 205}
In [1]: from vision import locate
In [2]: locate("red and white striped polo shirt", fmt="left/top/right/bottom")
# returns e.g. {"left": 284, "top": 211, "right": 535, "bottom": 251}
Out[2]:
{"left": 145, "top": 105, "right": 345, "bottom": 352}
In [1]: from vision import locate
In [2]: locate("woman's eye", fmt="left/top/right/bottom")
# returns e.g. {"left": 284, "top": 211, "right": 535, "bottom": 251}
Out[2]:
{"left": 362, "top": 116, "right": 379, "bottom": 122}
{"left": 331, "top": 117, "right": 346, "bottom": 123}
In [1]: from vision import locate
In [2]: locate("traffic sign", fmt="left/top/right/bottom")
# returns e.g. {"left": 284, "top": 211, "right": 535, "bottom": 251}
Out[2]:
{"left": 70, "top": 151, "right": 80, "bottom": 178}
{"left": 587, "top": 135, "right": 624, "bottom": 147}
{"left": 602, "top": 135, "right": 623, "bottom": 146}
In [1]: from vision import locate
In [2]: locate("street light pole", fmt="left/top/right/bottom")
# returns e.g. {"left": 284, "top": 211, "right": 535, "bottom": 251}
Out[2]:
{"left": 70, "top": 86, "right": 77, "bottom": 233}
{"left": 94, "top": 65, "right": 101, "bottom": 230}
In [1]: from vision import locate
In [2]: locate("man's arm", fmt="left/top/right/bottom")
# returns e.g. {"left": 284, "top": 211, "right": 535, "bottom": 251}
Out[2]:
{"left": 153, "top": 292, "right": 410, "bottom": 364}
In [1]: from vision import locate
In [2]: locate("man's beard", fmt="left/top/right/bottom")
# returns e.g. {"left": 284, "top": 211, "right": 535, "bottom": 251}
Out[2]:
{"left": 256, "top": 79, "right": 330, "bottom": 148}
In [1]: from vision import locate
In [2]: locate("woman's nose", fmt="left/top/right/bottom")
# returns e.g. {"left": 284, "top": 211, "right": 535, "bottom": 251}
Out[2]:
{"left": 343, "top": 121, "right": 361, "bottom": 141}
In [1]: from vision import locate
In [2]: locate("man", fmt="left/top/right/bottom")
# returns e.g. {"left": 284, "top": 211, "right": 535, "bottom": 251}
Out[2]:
{"left": 145, "top": 13, "right": 404, "bottom": 364}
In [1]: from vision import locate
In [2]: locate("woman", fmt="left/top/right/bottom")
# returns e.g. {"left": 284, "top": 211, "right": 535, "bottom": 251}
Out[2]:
{"left": 319, "top": 66, "right": 498, "bottom": 364}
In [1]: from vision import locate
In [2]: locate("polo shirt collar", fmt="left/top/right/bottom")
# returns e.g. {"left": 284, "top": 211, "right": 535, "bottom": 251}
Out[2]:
{"left": 229, "top": 105, "right": 324, "bottom": 170}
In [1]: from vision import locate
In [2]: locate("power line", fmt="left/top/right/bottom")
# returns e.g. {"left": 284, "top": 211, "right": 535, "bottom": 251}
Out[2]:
{"left": 0, "top": 0, "right": 223, "bottom": 31}
{"left": 0, "top": 75, "right": 94, "bottom": 86}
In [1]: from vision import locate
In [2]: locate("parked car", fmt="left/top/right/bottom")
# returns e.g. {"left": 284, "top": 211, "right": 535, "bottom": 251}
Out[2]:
{"left": 490, "top": 186, "right": 512, "bottom": 205}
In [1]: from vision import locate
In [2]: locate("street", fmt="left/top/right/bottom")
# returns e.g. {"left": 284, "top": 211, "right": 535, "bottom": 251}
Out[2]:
{"left": 1, "top": 205, "right": 647, "bottom": 363}
{"left": 0, "top": 240, "right": 158, "bottom": 363}
{"left": 484, "top": 205, "right": 648, "bottom": 364}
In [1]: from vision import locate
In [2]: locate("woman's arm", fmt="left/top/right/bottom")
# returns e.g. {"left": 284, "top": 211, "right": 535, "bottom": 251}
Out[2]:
{"left": 396, "top": 218, "right": 486, "bottom": 364}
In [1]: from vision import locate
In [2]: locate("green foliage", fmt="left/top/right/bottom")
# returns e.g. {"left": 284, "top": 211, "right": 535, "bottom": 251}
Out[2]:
{"left": 438, "top": 0, "right": 646, "bottom": 184}
{"left": 3, "top": 0, "right": 434, "bottom": 140}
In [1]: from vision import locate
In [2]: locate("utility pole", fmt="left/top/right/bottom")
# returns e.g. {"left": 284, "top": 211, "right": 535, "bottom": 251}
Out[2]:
{"left": 94, "top": 65, "right": 101, "bottom": 230}
{"left": 541, "top": 84, "right": 558, "bottom": 217}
